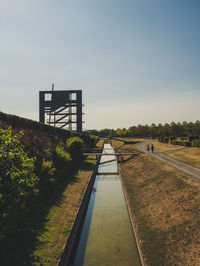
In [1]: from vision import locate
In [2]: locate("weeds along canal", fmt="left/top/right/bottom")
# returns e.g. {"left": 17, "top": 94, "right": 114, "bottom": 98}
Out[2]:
{"left": 72, "top": 143, "right": 141, "bottom": 266}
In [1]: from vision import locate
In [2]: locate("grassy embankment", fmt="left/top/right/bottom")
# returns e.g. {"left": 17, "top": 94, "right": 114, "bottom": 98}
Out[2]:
{"left": 31, "top": 139, "right": 104, "bottom": 265}
{"left": 0, "top": 111, "right": 102, "bottom": 265}
{"left": 112, "top": 138, "right": 200, "bottom": 266}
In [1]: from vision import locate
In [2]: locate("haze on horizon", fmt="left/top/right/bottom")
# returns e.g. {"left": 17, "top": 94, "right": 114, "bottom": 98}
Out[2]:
{"left": 0, "top": 0, "right": 200, "bottom": 130}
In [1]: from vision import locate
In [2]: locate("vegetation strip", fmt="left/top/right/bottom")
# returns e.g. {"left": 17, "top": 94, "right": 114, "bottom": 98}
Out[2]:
{"left": 0, "top": 112, "right": 99, "bottom": 265}
{"left": 88, "top": 121, "right": 200, "bottom": 146}
{"left": 59, "top": 149, "right": 102, "bottom": 265}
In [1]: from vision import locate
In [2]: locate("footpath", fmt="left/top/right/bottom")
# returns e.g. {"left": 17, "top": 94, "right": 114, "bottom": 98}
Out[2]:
{"left": 137, "top": 142, "right": 200, "bottom": 181}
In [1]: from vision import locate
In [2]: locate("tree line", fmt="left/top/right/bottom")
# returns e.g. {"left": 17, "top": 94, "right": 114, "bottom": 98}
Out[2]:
{"left": 87, "top": 120, "right": 200, "bottom": 139}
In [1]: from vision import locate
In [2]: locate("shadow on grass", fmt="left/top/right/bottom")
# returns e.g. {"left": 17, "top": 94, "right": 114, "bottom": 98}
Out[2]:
{"left": 115, "top": 143, "right": 126, "bottom": 150}
{"left": 119, "top": 154, "right": 139, "bottom": 163}
{"left": 0, "top": 160, "right": 95, "bottom": 266}
{"left": 80, "top": 160, "right": 96, "bottom": 171}
{"left": 112, "top": 138, "right": 141, "bottom": 152}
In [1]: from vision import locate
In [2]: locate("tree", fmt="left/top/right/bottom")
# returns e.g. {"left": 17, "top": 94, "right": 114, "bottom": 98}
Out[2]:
{"left": 150, "top": 123, "right": 157, "bottom": 138}
{"left": 0, "top": 128, "right": 37, "bottom": 234}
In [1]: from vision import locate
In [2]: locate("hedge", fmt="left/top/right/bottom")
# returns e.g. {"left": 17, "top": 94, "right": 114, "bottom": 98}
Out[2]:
{"left": 171, "top": 140, "right": 191, "bottom": 147}
{"left": 192, "top": 139, "right": 200, "bottom": 148}
{"left": 158, "top": 137, "right": 169, "bottom": 143}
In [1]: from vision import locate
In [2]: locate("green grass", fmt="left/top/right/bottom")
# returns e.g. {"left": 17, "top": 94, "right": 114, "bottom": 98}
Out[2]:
{"left": 28, "top": 159, "right": 97, "bottom": 265}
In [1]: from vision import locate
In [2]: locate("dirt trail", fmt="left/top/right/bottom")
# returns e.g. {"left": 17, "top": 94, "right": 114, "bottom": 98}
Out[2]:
{"left": 137, "top": 142, "right": 200, "bottom": 181}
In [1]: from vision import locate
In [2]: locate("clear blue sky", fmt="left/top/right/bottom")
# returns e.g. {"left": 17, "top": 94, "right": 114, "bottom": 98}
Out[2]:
{"left": 0, "top": 0, "right": 200, "bottom": 130}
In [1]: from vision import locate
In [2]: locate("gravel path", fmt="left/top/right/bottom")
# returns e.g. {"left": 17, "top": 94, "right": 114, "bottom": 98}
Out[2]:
{"left": 136, "top": 142, "right": 200, "bottom": 181}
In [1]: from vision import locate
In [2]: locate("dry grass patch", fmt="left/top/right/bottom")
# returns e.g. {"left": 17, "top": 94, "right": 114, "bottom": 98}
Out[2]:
{"left": 152, "top": 141, "right": 184, "bottom": 152}
{"left": 167, "top": 147, "right": 200, "bottom": 169}
{"left": 111, "top": 139, "right": 125, "bottom": 149}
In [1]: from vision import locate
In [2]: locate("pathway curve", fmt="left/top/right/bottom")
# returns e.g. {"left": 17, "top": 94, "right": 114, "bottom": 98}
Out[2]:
{"left": 136, "top": 142, "right": 200, "bottom": 181}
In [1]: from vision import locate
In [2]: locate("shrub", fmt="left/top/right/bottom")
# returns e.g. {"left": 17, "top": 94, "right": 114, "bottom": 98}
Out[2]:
{"left": 169, "top": 136, "right": 176, "bottom": 143}
{"left": 43, "top": 148, "right": 53, "bottom": 160}
{"left": 171, "top": 140, "right": 191, "bottom": 147}
{"left": 55, "top": 145, "right": 71, "bottom": 164}
{"left": 80, "top": 133, "right": 99, "bottom": 148}
{"left": 192, "top": 139, "right": 200, "bottom": 148}
{"left": 188, "top": 135, "right": 199, "bottom": 141}
{"left": 37, "top": 159, "right": 57, "bottom": 195}
{"left": 164, "top": 137, "right": 169, "bottom": 143}
{"left": 41, "top": 159, "right": 55, "bottom": 177}
{"left": 66, "top": 137, "right": 85, "bottom": 162}
{"left": 0, "top": 128, "right": 38, "bottom": 234}
{"left": 159, "top": 136, "right": 169, "bottom": 143}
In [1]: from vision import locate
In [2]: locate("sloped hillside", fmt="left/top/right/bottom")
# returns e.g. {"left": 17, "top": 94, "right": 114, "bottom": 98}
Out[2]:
{"left": 0, "top": 111, "right": 98, "bottom": 265}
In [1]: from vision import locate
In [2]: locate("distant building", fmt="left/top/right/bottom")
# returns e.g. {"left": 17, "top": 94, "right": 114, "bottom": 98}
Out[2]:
{"left": 39, "top": 88, "right": 83, "bottom": 132}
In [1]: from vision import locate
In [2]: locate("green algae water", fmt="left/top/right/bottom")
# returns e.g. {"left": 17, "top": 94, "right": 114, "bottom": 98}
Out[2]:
{"left": 72, "top": 144, "right": 141, "bottom": 266}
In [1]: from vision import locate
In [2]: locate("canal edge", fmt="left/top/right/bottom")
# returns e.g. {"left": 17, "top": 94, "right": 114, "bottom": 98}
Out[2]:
{"left": 58, "top": 148, "right": 103, "bottom": 266}
{"left": 117, "top": 162, "right": 146, "bottom": 266}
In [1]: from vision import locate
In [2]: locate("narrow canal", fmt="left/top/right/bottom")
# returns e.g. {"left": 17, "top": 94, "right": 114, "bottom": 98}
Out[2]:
{"left": 72, "top": 143, "right": 141, "bottom": 265}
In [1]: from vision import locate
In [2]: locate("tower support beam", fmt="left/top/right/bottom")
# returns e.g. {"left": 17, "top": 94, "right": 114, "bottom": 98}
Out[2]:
{"left": 39, "top": 90, "right": 83, "bottom": 132}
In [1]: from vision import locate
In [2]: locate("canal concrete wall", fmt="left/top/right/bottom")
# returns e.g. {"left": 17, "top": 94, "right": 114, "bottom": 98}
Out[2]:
{"left": 59, "top": 152, "right": 102, "bottom": 266}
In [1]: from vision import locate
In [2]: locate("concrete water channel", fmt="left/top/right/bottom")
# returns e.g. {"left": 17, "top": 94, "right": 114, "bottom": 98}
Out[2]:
{"left": 72, "top": 143, "right": 141, "bottom": 265}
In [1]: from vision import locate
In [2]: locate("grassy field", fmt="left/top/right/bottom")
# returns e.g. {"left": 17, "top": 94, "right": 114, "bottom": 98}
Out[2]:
{"left": 167, "top": 147, "right": 200, "bottom": 169}
{"left": 113, "top": 139, "right": 200, "bottom": 266}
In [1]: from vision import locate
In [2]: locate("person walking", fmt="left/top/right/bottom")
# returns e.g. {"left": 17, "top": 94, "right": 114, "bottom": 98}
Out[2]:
{"left": 147, "top": 144, "right": 150, "bottom": 152}
{"left": 151, "top": 144, "right": 154, "bottom": 153}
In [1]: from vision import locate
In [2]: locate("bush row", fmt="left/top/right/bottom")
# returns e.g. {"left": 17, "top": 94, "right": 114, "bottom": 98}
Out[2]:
{"left": 171, "top": 140, "right": 192, "bottom": 147}
{"left": 158, "top": 136, "right": 200, "bottom": 148}
{"left": 192, "top": 139, "right": 200, "bottom": 148}
{"left": 158, "top": 137, "right": 170, "bottom": 143}
{"left": 158, "top": 136, "right": 176, "bottom": 143}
